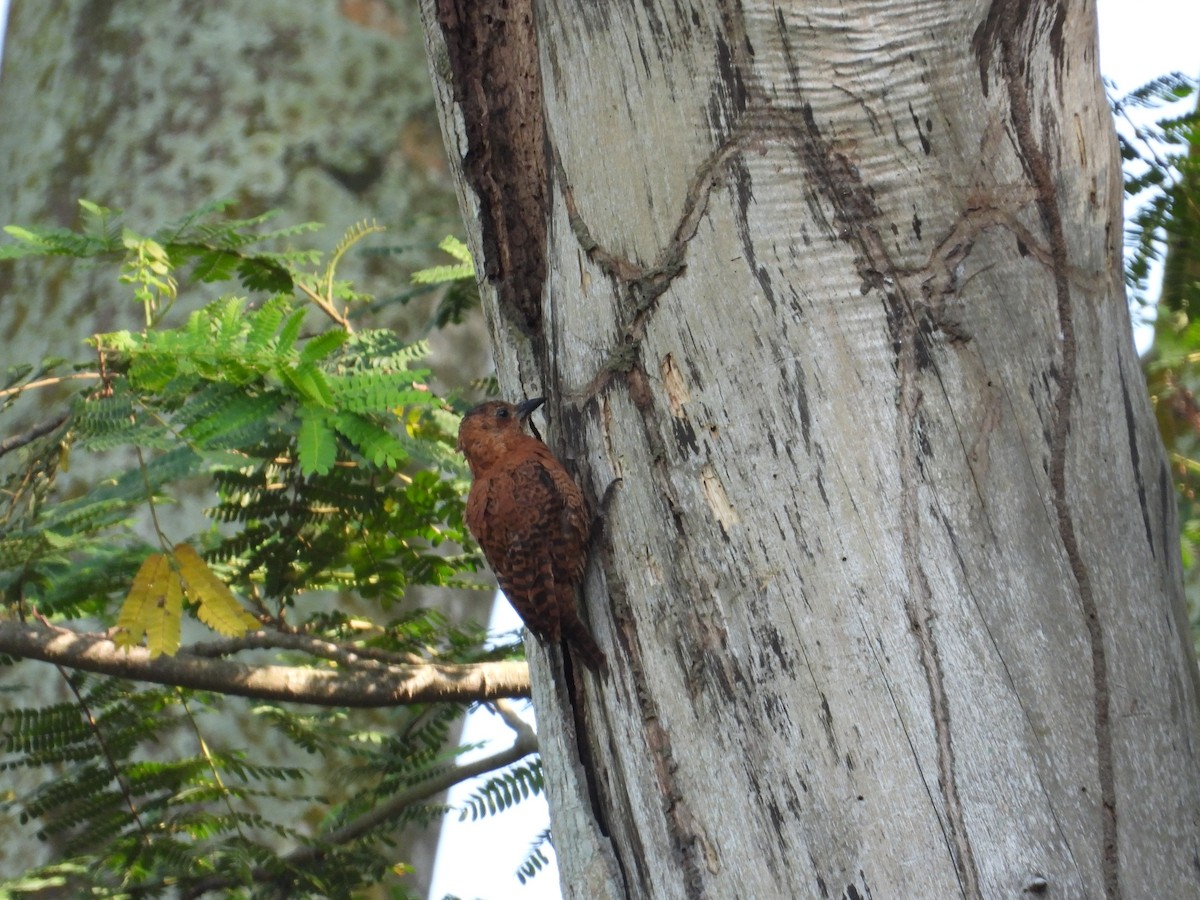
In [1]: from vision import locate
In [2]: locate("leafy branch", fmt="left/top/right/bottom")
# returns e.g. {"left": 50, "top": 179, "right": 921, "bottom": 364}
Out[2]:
{"left": 174, "top": 700, "right": 539, "bottom": 899}
{"left": 0, "top": 200, "right": 518, "bottom": 897}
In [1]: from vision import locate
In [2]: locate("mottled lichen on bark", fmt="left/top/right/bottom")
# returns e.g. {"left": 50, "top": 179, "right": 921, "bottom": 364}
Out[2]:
{"left": 0, "top": 1, "right": 454, "bottom": 374}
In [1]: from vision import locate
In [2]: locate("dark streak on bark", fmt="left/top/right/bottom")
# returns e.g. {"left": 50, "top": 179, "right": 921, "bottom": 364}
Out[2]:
{"left": 817, "top": 693, "right": 839, "bottom": 756}
{"left": 793, "top": 360, "right": 812, "bottom": 455}
{"left": 1118, "top": 361, "right": 1154, "bottom": 555}
{"left": 975, "top": 3, "right": 1120, "bottom": 896}
{"left": 729, "top": 154, "right": 777, "bottom": 310}
{"left": 777, "top": 16, "right": 982, "bottom": 896}
{"left": 1159, "top": 459, "right": 1174, "bottom": 565}
{"left": 972, "top": 0, "right": 1068, "bottom": 99}
{"left": 596, "top": 362, "right": 713, "bottom": 896}
{"left": 435, "top": 0, "right": 548, "bottom": 335}
{"left": 621, "top": 592, "right": 711, "bottom": 897}
{"left": 908, "top": 102, "right": 932, "bottom": 155}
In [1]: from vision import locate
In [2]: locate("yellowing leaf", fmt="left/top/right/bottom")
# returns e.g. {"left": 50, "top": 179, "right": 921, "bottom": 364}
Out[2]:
{"left": 172, "top": 544, "right": 259, "bottom": 637}
{"left": 148, "top": 574, "right": 184, "bottom": 659}
{"left": 437, "top": 235, "right": 472, "bottom": 263}
{"left": 115, "top": 552, "right": 183, "bottom": 658}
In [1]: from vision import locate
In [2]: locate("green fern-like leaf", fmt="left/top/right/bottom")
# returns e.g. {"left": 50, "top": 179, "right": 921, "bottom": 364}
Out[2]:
{"left": 244, "top": 294, "right": 291, "bottom": 351}
{"left": 237, "top": 255, "right": 296, "bottom": 293}
{"left": 0, "top": 704, "right": 94, "bottom": 768}
{"left": 457, "top": 760, "right": 544, "bottom": 822}
{"left": 322, "top": 220, "right": 386, "bottom": 292}
{"left": 276, "top": 307, "right": 307, "bottom": 356}
{"left": 327, "top": 370, "right": 433, "bottom": 415}
{"left": 299, "top": 328, "right": 350, "bottom": 365}
{"left": 330, "top": 411, "right": 407, "bottom": 469}
{"left": 297, "top": 406, "right": 337, "bottom": 475}
{"left": 337, "top": 331, "right": 431, "bottom": 373}
{"left": 516, "top": 828, "right": 554, "bottom": 885}
{"left": 282, "top": 361, "right": 335, "bottom": 407}
{"left": 411, "top": 262, "right": 474, "bottom": 285}
{"left": 188, "top": 247, "right": 241, "bottom": 283}
{"left": 411, "top": 235, "right": 475, "bottom": 285}
{"left": 180, "top": 390, "right": 281, "bottom": 450}
{"left": 78, "top": 199, "right": 122, "bottom": 247}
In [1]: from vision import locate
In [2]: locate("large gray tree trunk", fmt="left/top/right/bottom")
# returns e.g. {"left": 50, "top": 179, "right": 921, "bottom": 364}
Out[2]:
{"left": 423, "top": 1, "right": 1200, "bottom": 897}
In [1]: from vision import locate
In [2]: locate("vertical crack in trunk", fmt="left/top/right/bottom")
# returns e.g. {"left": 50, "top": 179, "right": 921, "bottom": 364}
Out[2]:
{"left": 790, "top": 97, "right": 982, "bottom": 896}
{"left": 983, "top": 3, "right": 1119, "bottom": 895}
{"left": 895, "top": 363, "right": 981, "bottom": 900}
{"left": 890, "top": 217, "right": 984, "bottom": 900}
{"left": 434, "top": 0, "right": 549, "bottom": 335}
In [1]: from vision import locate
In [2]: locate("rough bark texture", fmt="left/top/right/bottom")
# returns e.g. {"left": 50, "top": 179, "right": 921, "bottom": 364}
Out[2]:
{"left": 423, "top": 1, "right": 1200, "bottom": 897}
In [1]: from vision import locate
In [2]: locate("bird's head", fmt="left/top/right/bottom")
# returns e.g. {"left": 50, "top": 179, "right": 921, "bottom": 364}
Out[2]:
{"left": 457, "top": 397, "right": 545, "bottom": 475}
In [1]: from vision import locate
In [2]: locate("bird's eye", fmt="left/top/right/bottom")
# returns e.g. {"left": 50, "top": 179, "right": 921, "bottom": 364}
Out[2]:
{"left": 495, "top": 406, "right": 509, "bottom": 418}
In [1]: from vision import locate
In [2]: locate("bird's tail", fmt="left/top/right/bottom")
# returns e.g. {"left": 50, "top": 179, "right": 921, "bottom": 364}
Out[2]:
{"left": 563, "top": 616, "right": 608, "bottom": 674}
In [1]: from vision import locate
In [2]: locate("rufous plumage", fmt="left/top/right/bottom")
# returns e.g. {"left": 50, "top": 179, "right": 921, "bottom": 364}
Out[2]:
{"left": 457, "top": 397, "right": 606, "bottom": 672}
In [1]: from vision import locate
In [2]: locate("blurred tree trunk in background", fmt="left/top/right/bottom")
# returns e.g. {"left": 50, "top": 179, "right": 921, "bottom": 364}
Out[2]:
{"left": 0, "top": 2, "right": 485, "bottom": 891}
{"left": 423, "top": 0, "right": 1200, "bottom": 896}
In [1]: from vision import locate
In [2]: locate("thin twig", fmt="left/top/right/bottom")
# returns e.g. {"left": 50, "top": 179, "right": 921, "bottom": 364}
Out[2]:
{"left": 0, "top": 412, "right": 70, "bottom": 458}
{"left": 0, "top": 372, "right": 101, "bottom": 400}
{"left": 304, "top": 731, "right": 537, "bottom": 855}
{"left": 57, "top": 665, "right": 150, "bottom": 842}
{"left": 295, "top": 280, "right": 354, "bottom": 332}
{"left": 189, "top": 630, "right": 424, "bottom": 668}
{"left": 492, "top": 698, "right": 537, "bottom": 746}
{"left": 176, "top": 690, "right": 248, "bottom": 844}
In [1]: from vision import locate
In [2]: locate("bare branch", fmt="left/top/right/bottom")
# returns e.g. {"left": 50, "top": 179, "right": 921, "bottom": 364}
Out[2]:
{"left": 0, "top": 372, "right": 101, "bottom": 401}
{"left": 189, "top": 630, "right": 425, "bottom": 668}
{"left": 0, "top": 621, "right": 529, "bottom": 706}
{"left": 295, "top": 280, "right": 354, "bottom": 332}
{"left": 492, "top": 697, "right": 537, "bottom": 746}
{"left": 300, "top": 728, "right": 537, "bottom": 857}
{"left": 0, "top": 412, "right": 70, "bottom": 458}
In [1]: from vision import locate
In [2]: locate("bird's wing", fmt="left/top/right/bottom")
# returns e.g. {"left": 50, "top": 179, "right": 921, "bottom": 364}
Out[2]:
{"left": 485, "top": 457, "right": 565, "bottom": 643}
{"left": 466, "top": 449, "right": 592, "bottom": 647}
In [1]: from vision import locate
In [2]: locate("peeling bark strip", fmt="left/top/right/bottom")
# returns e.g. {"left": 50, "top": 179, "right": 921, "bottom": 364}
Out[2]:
{"left": 435, "top": 0, "right": 548, "bottom": 334}
{"left": 974, "top": 3, "right": 1119, "bottom": 897}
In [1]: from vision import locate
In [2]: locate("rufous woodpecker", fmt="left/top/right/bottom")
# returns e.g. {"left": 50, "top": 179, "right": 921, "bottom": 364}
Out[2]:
{"left": 457, "top": 398, "right": 607, "bottom": 672}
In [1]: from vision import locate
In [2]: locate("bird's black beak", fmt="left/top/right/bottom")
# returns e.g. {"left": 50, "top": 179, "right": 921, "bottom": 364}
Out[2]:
{"left": 516, "top": 397, "right": 546, "bottom": 421}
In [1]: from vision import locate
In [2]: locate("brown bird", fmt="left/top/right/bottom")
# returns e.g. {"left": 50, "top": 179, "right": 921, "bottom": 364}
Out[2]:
{"left": 458, "top": 397, "right": 607, "bottom": 672}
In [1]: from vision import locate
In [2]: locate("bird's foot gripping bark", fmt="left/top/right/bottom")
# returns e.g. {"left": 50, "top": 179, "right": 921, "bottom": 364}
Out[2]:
{"left": 589, "top": 478, "right": 623, "bottom": 547}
